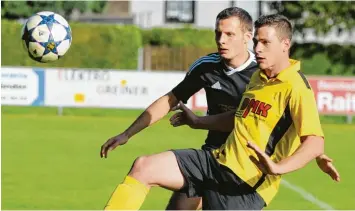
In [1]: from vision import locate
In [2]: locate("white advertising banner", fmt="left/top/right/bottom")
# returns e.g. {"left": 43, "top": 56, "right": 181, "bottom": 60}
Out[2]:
{"left": 45, "top": 68, "right": 188, "bottom": 108}
{"left": 3, "top": 67, "right": 355, "bottom": 115}
{"left": 190, "top": 88, "right": 207, "bottom": 110}
{"left": 1, "top": 67, "right": 45, "bottom": 106}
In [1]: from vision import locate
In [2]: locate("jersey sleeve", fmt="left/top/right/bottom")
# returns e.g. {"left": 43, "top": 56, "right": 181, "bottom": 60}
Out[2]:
{"left": 171, "top": 64, "right": 205, "bottom": 103}
{"left": 289, "top": 86, "right": 324, "bottom": 138}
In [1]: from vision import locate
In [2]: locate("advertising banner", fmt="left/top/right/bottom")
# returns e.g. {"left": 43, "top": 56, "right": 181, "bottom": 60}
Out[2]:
{"left": 2, "top": 67, "right": 354, "bottom": 115}
{"left": 309, "top": 77, "right": 355, "bottom": 115}
{"left": 190, "top": 76, "right": 355, "bottom": 115}
{"left": 1, "top": 67, "right": 44, "bottom": 106}
{"left": 45, "top": 68, "right": 187, "bottom": 108}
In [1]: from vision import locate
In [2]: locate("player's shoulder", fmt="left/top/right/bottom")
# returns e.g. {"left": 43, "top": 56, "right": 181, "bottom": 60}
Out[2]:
{"left": 289, "top": 70, "right": 312, "bottom": 92}
{"left": 188, "top": 52, "right": 221, "bottom": 73}
{"left": 278, "top": 60, "right": 311, "bottom": 92}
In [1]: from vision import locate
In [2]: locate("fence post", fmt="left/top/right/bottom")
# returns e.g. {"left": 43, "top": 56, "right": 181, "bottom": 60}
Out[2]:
{"left": 143, "top": 46, "right": 152, "bottom": 71}
{"left": 346, "top": 115, "right": 353, "bottom": 124}
{"left": 137, "top": 47, "right": 143, "bottom": 71}
{"left": 57, "top": 106, "right": 63, "bottom": 116}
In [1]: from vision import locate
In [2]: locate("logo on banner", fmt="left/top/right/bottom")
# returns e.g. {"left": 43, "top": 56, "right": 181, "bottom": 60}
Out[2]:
{"left": 1, "top": 84, "right": 27, "bottom": 89}
{"left": 97, "top": 79, "right": 148, "bottom": 96}
{"left": 58, "top": 69, "right": 110, "bottom": 81}
{"left": 317, "top": 92, "right": 355, "bottom": 112}
{"left": 74, "top": 93, "right": 85, "bottom": 103}
{"left": 1, "top": 72, "right": 28, "bottom": 79}
{"left": 309, "top": 78, "right": 355, "bottom": 114}
{"left": 1, "top": 68, "right": 44, "bottom": 106}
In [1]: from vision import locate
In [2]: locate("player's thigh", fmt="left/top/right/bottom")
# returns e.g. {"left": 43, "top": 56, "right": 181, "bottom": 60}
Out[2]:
{"left": 166, "top": 191, "right": 202, "bottom": 210}
{"left": 129, "top": 151, "right": 185, "bottom": 191}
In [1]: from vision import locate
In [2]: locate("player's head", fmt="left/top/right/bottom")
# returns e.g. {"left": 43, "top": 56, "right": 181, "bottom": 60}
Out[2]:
{"left": 253, "top": 14, "right": 292, "bottom": 70}
{"left": 215, "top": 7, "right": 253, "bottom": 61}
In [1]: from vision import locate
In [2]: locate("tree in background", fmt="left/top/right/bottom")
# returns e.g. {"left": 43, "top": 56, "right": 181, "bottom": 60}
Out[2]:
{"left": 89, "top": 1, "right": 107, "bottom": 14}
{"left": 269, "top": 1, "right": 354, "bottom": 35}
{"left": 1, "top": 1, "right": 107, "bottom": 20}
{"left": 269, "top": 1, "right": 355, "bottom": 75}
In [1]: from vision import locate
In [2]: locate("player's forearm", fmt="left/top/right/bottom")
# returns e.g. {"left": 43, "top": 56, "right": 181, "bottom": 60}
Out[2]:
{"left": 194, "top": 110, "right": 235, "bottom": 132}
{"left": 277, "top": 136, "right": 324, "bottom": 175}
{"left": 124, "top": 92, "right": 178, "bottom": 138}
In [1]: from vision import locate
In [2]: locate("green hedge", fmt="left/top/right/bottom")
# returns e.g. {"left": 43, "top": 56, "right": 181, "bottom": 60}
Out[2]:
{"left": 141, "top": 27, "right": 216, "bottom": 48}
{"left": 1, "top": 20, "right": 142, "bottom": 69}
{"left": 141, "top": 27, "right": 354, "bottom": 75}
{"left": 2, "top": 19, "right": 354, "bottom": 75}
{"left": 290, "top": 43, "right": 354, "bottom": 76}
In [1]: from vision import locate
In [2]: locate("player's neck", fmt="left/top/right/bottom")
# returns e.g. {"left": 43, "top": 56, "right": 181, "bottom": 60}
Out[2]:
{"left": 224, "top": 50, "right": 250, "bottom": 69}
{"left": 264, "top": 57, "right": 291, "bottom": 79}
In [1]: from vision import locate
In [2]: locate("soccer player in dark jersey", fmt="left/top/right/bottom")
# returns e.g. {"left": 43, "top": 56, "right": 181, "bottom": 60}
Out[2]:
{"left": 100, "top": 7, "right": 258, "bottom": 210}
{"left": 100, "top": 12, "right": 340, "bottom": 210}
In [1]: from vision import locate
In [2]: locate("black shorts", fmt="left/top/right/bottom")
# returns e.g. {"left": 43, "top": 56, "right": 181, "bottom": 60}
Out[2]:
{"left": 171, "top": 149, "right": 265, "bottom": 210}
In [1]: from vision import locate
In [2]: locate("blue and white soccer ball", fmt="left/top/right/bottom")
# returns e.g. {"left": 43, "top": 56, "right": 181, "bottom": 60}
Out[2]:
{"left": 21, "top": 11, "right": 72, "bottom": 63}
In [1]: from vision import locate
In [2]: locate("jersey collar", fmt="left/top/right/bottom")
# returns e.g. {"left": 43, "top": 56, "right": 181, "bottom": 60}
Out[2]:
{"left": 223, "top": 50, "right": 255, "bottom": 75}
{"left": 259, "top": 59, "right": 300, "bottom": 82}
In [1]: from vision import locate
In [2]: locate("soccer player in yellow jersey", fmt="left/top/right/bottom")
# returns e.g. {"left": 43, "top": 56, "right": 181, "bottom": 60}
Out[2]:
{"left": 211, "top": 14, "right": 329, "bottom": 205}
{"left": 101, "top": 14, "right": 339, "bottom": 210}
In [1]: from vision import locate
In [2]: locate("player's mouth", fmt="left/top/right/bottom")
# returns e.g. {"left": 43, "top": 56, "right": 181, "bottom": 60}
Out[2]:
{"left": 256, "top": 56, "right": 266, "bottom": 63}
{"left": 218, "top": 48, "right": 228, "bottom": 54}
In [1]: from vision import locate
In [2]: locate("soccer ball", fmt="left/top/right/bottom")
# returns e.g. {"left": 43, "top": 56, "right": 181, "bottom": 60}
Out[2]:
{"left": 21, "top": 11, "right": 72, "bottom": 63}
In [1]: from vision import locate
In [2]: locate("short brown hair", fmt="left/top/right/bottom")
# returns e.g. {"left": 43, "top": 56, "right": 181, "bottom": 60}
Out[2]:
{"left": 216, "top": 7, "right": 253, "bottom": 33}
{"left": 254, "top": 14, "right": 293, "bottom": 41}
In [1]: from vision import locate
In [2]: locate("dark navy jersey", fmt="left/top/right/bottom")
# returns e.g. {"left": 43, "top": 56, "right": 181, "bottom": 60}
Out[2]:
{"left": 172, "top": 51, "right": 258, "bottom": 149}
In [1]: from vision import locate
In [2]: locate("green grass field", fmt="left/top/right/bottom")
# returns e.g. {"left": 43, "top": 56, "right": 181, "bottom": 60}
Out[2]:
{"left": 2, "top": 106, "right": 355, "bottom": 210}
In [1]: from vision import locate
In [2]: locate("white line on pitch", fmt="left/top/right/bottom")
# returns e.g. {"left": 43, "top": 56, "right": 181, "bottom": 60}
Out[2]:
{"left": 281, "top": 179, "right": 335, "bottom": 210}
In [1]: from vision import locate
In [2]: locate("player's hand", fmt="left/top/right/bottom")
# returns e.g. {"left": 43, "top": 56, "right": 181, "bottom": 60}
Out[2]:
{"left": 316, "top": 154, "right": 340, "bottom": 182}
{"left": 170, "top": 101, "right": 199, "bottom": 128}
{"left": 247, "top": 141, "right": 282, "bottom": 175}
{"left": 100, "top": 133, "right": 129, "bottom": 158}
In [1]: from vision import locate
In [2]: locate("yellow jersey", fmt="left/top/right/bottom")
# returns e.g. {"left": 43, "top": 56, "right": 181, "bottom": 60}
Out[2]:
{"left": 212, "top": 59, "right": 324, "bottom": 205}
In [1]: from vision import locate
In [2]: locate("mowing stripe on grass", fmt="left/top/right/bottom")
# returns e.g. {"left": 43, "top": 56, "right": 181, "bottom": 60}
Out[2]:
{"left": 281, "top": 179, "right": 334, "bottom": 210}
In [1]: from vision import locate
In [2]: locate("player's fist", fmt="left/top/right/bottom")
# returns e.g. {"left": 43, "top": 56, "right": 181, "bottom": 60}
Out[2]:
{"left": 100, "top": 133, "right": 129, "bottom": 158}
{"left": 170, "top": 101, "right": 198, "bottom": 128}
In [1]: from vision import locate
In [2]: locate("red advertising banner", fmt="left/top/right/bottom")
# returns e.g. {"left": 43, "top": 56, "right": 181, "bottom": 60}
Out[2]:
{"left": 308, "top": 76, "right": 355, "bottom": 115}
{"left": 191, "top": 76, "right": 355, "bottom": 115}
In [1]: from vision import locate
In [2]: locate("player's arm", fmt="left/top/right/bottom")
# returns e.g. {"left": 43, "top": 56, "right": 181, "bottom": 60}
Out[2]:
{"left": 194, "top": 109, "right": 235, "bottom": 131}
{"left": 276, "top": 86, "right": 329, "bottom": 175}
{"left": 277, "top": 140, "right": 339, "bottom": 182}
{"left": 125, "top": 65, "right": 205, "bottom": 138}
{"left": 248, "top": 86, "right": 325, "bottom": 175}
{"left": 170, "top": 102, "right": 235, "bottom": 132}
{"left": 101, "top": 64, "right": 205, "bottom": 158}
{"left": 124, "top": 91, "right": 178, "bottom": 139}
{"left": 100, "top": 92, "right": 178, "bottom": 157}
{"left": 273, "top": 135, "right": 324, "bottom": 174}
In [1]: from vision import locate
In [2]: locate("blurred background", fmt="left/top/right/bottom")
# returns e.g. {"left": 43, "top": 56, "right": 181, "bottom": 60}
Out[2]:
{"left": 1, "top": 0, "right": 354, "bottom": 210}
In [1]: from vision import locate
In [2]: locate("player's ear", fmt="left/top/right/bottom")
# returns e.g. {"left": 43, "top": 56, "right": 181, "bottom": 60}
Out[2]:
{"left": 244, "top": 30, "right": 252, "bottom": 44}
{"left": 282, "top": 38, "right": 291, "bottom": 53}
